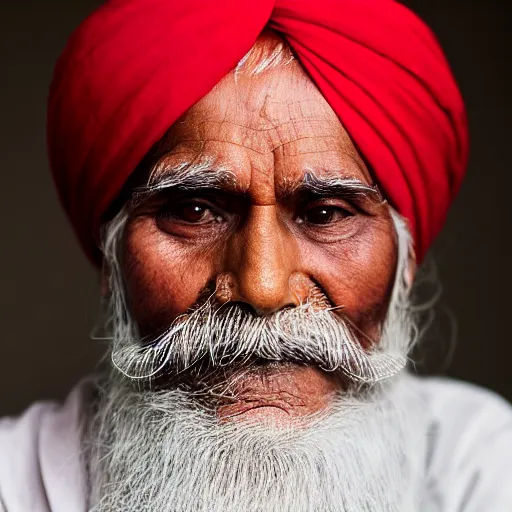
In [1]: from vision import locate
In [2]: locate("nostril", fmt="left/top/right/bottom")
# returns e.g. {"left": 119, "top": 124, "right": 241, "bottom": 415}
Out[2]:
{"left": 249, "top": 302, "right": 297, "bottom": 317}
{"left": 226, "top": 301, "right": 259, "bottom": 317}
{"left": 220, "top": 300, "right": 297, "bottom": 318}
{"left": 289, "top": 273, "right": 332, "bottom": 309}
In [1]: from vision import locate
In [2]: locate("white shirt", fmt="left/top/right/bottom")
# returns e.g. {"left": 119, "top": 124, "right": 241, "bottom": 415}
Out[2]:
{"left": 0, "top": 375, "right": 511, "bottom": 511}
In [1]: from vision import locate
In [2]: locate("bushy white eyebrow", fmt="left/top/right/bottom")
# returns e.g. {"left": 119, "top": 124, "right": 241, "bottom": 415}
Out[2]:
{"left": 134, "top": 159, "right": 382, "bottom": 205}
{"left": 132, "top": 158, "right": 238, "bottom": 204}
{"left": 284, "top": 172, "right": 383, "bottom": 202}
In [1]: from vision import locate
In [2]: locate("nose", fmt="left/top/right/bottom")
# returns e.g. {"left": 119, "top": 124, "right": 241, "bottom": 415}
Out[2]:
{"left": 220, "top": 205, "right": 299, "bottom": 315}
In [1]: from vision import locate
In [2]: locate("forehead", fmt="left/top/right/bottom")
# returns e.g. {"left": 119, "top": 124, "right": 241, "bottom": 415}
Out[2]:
{"left": 150, "top": 62, "right": 372, "bottom": 188}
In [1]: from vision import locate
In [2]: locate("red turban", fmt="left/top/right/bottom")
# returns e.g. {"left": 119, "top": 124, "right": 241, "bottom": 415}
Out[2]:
{"left": 48, "top": 0, "right": 468, "bottom": 265}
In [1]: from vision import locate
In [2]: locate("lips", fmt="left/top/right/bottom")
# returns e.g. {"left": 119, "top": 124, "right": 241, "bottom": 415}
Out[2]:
{"left": 215, "top": 363, "right": 341, "bottom": 422}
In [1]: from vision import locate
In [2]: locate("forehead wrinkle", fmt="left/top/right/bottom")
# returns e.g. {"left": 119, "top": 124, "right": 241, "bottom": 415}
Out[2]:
{"left": 176, "top": 138, "right": 271, "bottom": 156}
{"left": 176, "top": 133, "right": 342, "bottom": 157}
{"left": 196, "top": 118, "right": 327, "bottom": 133}
{"left": 189, "top": 117, "right": 338, "bottom": 154}
{"left": 269, "top": 135, "right": 342, "bottom": 154}
{"left": 288, "top": 101, "right": 302, "bottom": 147}
{"left": 172, "top": 136, "right": 347, "bottom": 165}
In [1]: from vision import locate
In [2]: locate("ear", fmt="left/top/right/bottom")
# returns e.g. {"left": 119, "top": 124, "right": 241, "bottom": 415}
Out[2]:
{"left": 389, "top": 205, "right": 416, "bottom": 296}
{"left": 405, "top": 245, "right": 417, "bottom": 295}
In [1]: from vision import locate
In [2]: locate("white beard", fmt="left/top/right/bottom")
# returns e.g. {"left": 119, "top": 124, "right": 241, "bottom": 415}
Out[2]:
{"left": 85, "top": 371, "right": 427, "bottom": 512}
{"left": 85, "top": 207, "right": 426, "bottom": 511}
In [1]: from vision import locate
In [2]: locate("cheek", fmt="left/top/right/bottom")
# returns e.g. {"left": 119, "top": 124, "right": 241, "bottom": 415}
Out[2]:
{"left": 301, "top": 218, "right": 397, "bottom": 334}
{"left": 121, "top": 218, "right": 215, "bottom": 332}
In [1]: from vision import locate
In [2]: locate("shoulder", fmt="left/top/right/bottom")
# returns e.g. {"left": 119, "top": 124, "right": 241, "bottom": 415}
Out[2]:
{"left": 0, "top": 381, "right": 91, "bottom": 512}
{"left": 0, "top": 398, "right": 58, "bottom": 446}
{"left": 419, "top": 376, "right": 512, "bottom": 422}
{"left": 407, "top": 375, "right": 512, "bottom": 511}
{"left": 400, "top": 373, "right": 512, "bottom": 443}
{"left": 417, "top": 376, "right": 512, "bottom": 465}
{"left": 0, "top": 400, "right": 59, "bottom": 511}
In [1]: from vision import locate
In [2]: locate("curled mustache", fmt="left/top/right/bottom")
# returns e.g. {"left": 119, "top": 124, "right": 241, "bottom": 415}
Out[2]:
{"left": 110, "top": 298, "right": 407, "bottom": 384}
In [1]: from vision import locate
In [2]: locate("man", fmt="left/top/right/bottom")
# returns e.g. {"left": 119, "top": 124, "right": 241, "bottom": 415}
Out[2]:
{"left": 0, "top": 1, "right": 511, "bottom": 511}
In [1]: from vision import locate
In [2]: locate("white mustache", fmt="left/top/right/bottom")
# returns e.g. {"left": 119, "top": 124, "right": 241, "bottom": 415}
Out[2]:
{"left": 110, "top": 299, "right": 407, "bottom": 384}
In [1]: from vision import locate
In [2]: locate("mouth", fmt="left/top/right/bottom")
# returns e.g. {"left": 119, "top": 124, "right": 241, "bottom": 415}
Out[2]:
{"left": 221, "top": 403, "right": 291, "bottom": 422}
{"left": 213, "top": 362, "right": 342, "bottom": 422}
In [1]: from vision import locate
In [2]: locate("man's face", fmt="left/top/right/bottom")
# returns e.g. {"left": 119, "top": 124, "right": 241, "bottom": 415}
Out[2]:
{"left": 90, "top": 44, "right": 419, "bottom": 512}
{"left": 116, "top": 59, "right": 399, "bottom": 420}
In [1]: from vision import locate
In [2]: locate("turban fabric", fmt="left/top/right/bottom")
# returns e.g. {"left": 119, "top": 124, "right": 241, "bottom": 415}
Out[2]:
{"left": 48, "top": 0, "right": 469, "bottom": 265}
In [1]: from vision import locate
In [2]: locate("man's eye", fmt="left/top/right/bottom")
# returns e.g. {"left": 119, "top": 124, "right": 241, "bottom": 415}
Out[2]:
{"left": 300, "top": 205, "right": 353, "bottom": 225}
{"left": 165, "top": 202, "right": 223, "bottom": 224}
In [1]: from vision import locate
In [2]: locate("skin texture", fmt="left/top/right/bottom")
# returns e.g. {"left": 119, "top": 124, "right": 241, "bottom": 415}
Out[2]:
{"left": 115, "top": 36, "right": 399, "bottom": 420}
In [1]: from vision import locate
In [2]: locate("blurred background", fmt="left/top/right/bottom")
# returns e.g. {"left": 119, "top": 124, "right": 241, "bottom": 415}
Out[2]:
{"left": 0, "top": 0, "right": 510, "bottom": 415}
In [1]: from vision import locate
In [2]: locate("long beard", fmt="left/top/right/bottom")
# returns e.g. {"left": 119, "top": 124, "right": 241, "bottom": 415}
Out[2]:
{"left": 85, "top": 372, "right": 426, "bottom": 512}
{"left": 84, "top": 208, "right": 425, "bottom": 511}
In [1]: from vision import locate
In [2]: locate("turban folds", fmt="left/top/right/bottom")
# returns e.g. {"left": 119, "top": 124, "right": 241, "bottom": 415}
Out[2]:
{"left": 48, "top": 0, "right": 468, "bottom": 265}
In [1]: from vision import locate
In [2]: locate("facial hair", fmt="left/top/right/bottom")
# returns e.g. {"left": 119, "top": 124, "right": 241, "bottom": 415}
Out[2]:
{"left": 84, "top": 208, "right": 425, "bottom": 511}
{"left": 85, "top": 372, "right": 426, "bottom": 512}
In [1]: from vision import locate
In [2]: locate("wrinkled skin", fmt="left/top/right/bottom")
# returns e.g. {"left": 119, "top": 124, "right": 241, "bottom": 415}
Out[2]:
{"left": 114, "top": 46, "right": 399, "bottom": 421}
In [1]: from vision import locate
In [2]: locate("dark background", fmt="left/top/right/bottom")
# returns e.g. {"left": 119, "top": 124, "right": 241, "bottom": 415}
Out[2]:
{"left": 0, "top": 1, "right": 510, "bottom": 416}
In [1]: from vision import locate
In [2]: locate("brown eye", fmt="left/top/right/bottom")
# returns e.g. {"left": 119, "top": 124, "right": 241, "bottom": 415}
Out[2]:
{"left": 164, "top": 201, "right": 223, "bottom": 224}
{"left": 180, "top": 204, "right": 208, "bottom": 223}
{"left": 302, "top": 205, "right": 351, "bottom": 225}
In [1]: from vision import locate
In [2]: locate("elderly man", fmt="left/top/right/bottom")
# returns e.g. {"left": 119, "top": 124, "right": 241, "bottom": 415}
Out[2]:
{"left": 1, "top": 1, "right": 511, "bottom": 511}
